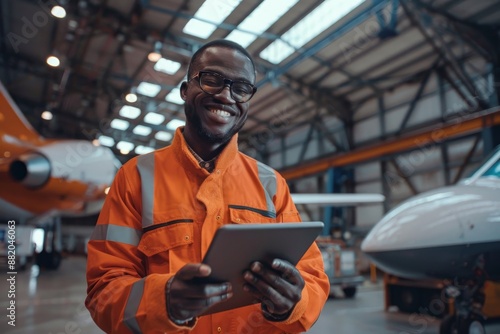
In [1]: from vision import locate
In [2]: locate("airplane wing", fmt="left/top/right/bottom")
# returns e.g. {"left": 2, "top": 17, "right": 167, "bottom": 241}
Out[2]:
{"left": 291, "top": 193, "right": 385, "bottom": 206}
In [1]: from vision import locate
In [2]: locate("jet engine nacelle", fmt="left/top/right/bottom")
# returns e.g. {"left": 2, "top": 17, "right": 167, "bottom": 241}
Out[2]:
{"left": 9, "top": 153, "right": 51, "bottom": 188}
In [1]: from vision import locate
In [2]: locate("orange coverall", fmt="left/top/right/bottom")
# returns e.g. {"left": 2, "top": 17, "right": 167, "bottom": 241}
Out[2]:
{"left": 86, "top": 127, "right": 330, "bottom": 333}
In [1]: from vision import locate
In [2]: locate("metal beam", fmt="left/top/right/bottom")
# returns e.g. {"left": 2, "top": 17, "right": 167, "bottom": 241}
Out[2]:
{"left": 400, "top": 0, "right": 490, "bottom": 109}
{"left": 452, "top": 135, "right": 481, "bottom": 184}
{"left": 397, "top": 60, "right": 437, "bottom": 134}
{"left": 390, "top": 159, "right": 418, "bottom": 195}
{"left": 378, "top": 96, "right": 386, "bottom": 139}
{"left": 281, "top": 76, "right": 352, "bottom": 123}
{"left": 309, "top": 15, "right": 415, "bottom": 88}
{"left": 441, "top": 143, "right": 451, "bottom": 185}
{"left": 298, "top": 121, "right": 316, "bottom": 162}
{"left": 352, "top": 50, "right": 475, "bottom": 110}
{"left": 279, "top": 107, "right": 500, "bottom": 180}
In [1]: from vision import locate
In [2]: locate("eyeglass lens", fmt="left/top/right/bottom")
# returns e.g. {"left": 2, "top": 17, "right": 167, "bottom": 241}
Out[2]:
{"left": 199, "top": 72, "right": 254, "bottom": 102}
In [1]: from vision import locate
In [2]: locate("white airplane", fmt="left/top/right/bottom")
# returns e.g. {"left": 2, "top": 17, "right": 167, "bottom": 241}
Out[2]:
{"left": 0, "top": 80, "right": 118, "bottom": 268}
{"left": 361, "top": 146, "right": 500, "bottom": 334}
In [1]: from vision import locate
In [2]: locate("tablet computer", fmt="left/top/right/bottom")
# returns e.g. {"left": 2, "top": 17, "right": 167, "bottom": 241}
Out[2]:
{"left": 199, "top": 221, "right": 324, "bottom": 315}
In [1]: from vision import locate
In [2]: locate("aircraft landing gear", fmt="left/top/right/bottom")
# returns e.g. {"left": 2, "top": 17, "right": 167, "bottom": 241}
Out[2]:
{"left": 439, "top": 257, "right": 487, "bottom": 334}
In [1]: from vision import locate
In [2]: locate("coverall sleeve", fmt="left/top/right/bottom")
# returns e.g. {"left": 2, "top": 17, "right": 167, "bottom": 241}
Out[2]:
{"left": 268, "top": 174, "right": 330, "bottom": 332}
{"left": 85, "top": 166, "right": 194, "bottom": 333}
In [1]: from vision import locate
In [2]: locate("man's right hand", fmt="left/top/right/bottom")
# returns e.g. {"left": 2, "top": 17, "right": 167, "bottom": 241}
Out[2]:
{"left": 166, "top": 263, "right": 233, "bottom": 322}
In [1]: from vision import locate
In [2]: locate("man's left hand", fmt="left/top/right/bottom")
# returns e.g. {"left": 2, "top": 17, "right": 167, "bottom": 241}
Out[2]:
{"left": 243, "top": 259, "right": 305, "bottom": 317}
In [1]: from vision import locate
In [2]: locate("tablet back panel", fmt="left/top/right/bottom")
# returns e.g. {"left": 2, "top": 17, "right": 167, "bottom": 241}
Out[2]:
{"left": 200, "top": 221, "right": 324, "bottom": 315}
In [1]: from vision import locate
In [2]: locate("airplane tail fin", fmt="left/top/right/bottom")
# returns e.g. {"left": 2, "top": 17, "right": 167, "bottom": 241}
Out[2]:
{"left": 0, "top": 80, "right": 43, "bottom": 142}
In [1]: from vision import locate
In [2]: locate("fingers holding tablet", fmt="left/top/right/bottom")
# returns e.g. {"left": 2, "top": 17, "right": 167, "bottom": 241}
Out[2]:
{"left": 167, "top": 263, "right": 233, "bottom": 322}
{"left": 242, "top": 259, "right": 305, "bottom": 316}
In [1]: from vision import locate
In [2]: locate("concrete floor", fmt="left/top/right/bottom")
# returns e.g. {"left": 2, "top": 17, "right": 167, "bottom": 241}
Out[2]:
{"left": 1, "top": 256, "right": 499, "bottom": 334}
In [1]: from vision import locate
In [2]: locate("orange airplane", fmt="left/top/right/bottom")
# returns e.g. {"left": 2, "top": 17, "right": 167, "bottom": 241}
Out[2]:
{"left": 0, "top": 80, "right": 118, "bottom": 221}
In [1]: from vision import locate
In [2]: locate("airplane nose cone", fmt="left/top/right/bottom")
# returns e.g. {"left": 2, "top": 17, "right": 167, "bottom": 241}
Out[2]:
{"left": 361, "top": 184, "right": 500, "bottom": 279}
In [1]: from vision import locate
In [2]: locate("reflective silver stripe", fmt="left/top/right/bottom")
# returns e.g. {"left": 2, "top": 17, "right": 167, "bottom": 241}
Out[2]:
{"left": 123, "top": 278, "right": 145, "bottom": 334}
{"left": 256, "top": 161, "right": 277, "bottom": 215}
{"left": 90, "top": 224, "right": 141, "bottom": 246}
{"left": 137, "top": 153, "right": 155, "bottom": 228}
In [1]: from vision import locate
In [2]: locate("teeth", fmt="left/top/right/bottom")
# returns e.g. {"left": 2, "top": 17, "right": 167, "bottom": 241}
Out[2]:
{"left": 210, "top": 109, "right": 231, "bottom": 117}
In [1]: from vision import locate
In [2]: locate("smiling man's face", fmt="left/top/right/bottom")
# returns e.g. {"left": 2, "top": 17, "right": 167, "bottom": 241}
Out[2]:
{"left": 181, "top": 46, "right": 255, "bottom": 146}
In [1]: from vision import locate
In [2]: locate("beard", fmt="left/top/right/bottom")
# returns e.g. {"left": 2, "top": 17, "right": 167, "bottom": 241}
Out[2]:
{"left": 185, "top": 106, "right": 246, "bottom": 145}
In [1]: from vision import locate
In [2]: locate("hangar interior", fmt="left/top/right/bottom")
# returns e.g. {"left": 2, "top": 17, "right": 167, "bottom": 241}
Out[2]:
{"left": 1, "top": 0, "right": 500, "bottom": 333}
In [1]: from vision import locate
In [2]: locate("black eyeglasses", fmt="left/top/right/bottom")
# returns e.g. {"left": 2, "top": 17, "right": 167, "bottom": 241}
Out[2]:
{"left": 189, "top": 71, "right": 257, "bottom": 103}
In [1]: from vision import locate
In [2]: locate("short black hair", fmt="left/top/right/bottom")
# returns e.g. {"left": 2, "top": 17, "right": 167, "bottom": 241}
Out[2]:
{"left": 187, "top": 39, "right": 256, "bottom": 80}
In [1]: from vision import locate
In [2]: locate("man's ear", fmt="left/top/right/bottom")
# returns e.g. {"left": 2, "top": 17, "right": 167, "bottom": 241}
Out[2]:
{"left": 180, "top": 81, "right": 188, "bottom": 101}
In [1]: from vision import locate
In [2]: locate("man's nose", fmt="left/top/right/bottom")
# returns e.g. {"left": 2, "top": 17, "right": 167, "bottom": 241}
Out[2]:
{"left": 213, "top": 85, "right": 235, "bottom": 103}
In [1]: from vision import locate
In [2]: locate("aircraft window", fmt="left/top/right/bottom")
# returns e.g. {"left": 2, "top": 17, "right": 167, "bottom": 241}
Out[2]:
{"left": 482, "top": 159, "right": 500, "bottom": 178}
{"left": 465, "top": 145, "right": 500, "bottom": 179}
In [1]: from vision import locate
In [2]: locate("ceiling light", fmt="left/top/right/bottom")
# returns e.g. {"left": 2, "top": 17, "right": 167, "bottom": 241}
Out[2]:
{"left": 166, "top": 119, "right": 185, "bottom": 131}
{"left": 133, "top": 125, "right": 152, "bottom": 136}
{"left": 154, "top": 58, "right": 182, "bottom": 75}
{"left": 225, "top": 0, "right": 299, "bottom": 48}
{"left": 144, "top": 112, "right": 165, "bottom": 125}
{"left": 260, "top": 0, "right": 365, "bottom": 64}
{"left": 165, "top": 88, "right": 184, "bottom": 105}
{"left": 135, "top": 145, "right": 155, "bottom": 155}
{"left": 119, "top": 105, "right": 141, "bottom": 119}
{"left": 125, "top": 92, "right": 138, "bottom": 103}
{"left": 51, "top": 6, "right": 66, "bottom": 18}
{"left": 68, "top": 20, "right": 78, "bottom": 29}
{"left": 41, "top": 110, "right": 53, "bottom": 120}
{"left": 137, "top": 82, "right": 161, "bottom": 97}
{"left": 148, "top": 51, "right": 162, "bottom": 62}
{"left": 110, "top": 118, "right": 129, "bottom": 130}
{"left": 98, "top": 135, "right": 115, "bottom": 147}
{"left": 148, "top": 41, "right": 163, "bottom": 62}
{"left": 46, "top": 56, "right": 60, "bottom": 67}
{"left": 155, "top": 131, "right": 173, "bottom": 142}
{"left": 183, "top": 0, "right": 242, "bottom": 39}
{"left": 117, "top": 141, "right": 134, "bottom": 154}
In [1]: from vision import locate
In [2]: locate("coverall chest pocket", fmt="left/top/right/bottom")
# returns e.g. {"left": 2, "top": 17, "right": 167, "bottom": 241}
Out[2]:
{"left": 228, "top": 206, "right": 277, "bottom": 224}
{"left": 138, "top": 221, "right": 194, "bottom": 274}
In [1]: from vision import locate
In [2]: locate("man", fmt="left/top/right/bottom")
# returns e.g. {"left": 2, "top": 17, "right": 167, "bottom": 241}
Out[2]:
{"left": 86, "top": 39, "right": 329, "bottom": 333}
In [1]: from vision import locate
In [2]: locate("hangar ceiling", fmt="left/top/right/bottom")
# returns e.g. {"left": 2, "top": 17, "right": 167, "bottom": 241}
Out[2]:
{"left": 1, "top": 0, "right": 500, "bottom": 172}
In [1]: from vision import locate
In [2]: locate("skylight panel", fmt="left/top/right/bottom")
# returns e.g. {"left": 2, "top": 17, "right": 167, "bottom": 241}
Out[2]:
{"left": 166, "top": 119, "right": 185, "bottom": 131}
{"left": 165, "top": 88, "right": 184, "bottom": 105}
{"left": 155, "top": 131, "right": 173, "bottom": 142}
{"left": 98, "top": 135, "right": 115, "bottom": 147}
{"left": 144, "top": 112, "right": 165, "bottom": 125}
{"left": 260, "top": 0, "right": 365, "bottom": 64}
{"left": 183, "top": 0, "right": 242, "bottom": 39}
{"left": 119, "top": 105, "right": 141, "bottom": 119}
{"left": 260, "top": 40, "right": 295, "bottom": 65}
{"left": 135, "top": 145, "right": 155, "bottom": 155}
{"left": 225, "top": 0, "right": 299, "bottom": 48}
{"left": 110, "top": 119, "right": 129, "bottom": 131}
{"left": 154, "top": 58, "right": 182, "bottom": 75}
{"left": 137, "top": 82, "right": 162, "bottom": 97}
{"left": 133, "top": 125, "right": 152, "bottom": 136}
